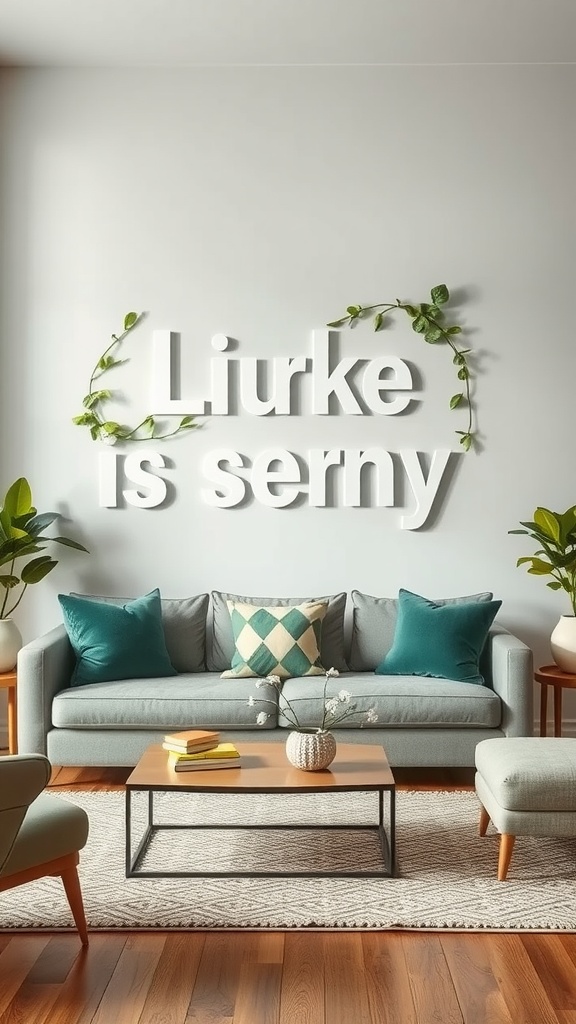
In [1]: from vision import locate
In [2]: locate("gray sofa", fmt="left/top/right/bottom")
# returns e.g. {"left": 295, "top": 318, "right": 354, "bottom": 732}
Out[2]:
{"left": 16, "top": 590, "right": 534, "bottom": 768}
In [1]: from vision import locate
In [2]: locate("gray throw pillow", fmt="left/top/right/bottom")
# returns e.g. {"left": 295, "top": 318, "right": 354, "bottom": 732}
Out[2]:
{"left": 71, "top": 593, "right": 209, "bottom": 672}
{"left": 348, "top": 590, "right": 494, "bottom": 672}
{"left": 209, "top": 591, "right": 348, "bottom": 672}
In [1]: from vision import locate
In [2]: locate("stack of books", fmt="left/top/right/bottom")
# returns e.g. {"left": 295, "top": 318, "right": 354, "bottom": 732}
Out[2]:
{"left": 162, "top": 729, "right": 242, "bottom": 772}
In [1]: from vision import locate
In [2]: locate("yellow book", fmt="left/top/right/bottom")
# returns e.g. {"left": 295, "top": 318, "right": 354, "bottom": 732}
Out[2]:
{"left": 164, "top": 742, "right": 240, "bottom": 761}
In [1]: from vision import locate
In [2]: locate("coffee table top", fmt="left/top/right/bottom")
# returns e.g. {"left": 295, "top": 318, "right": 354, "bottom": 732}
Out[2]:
{"left": 126, "top": 742, "right": 394, "bottom": 793}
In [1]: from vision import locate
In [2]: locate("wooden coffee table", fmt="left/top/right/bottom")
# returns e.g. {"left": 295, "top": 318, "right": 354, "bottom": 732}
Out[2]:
{"left": 125, "top": 741, "right": 396, "bottom": 879}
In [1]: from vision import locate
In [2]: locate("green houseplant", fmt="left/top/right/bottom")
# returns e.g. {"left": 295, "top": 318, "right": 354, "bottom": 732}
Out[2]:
{"left": 509, "top": 505, "right": 576, "bottom": 671}
{"left": 0, "top": 477, "right": 88, "bottom": 670}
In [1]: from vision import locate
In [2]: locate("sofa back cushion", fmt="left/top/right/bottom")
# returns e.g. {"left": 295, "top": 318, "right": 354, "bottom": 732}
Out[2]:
{"left": 348, "top": 589, "right": 494, "bottom": 672}
{"left": 71, "top": 592, "right": 209, "bottom": 672}
{"left": 209, "top": 591, "right": 348, "bottom": 672}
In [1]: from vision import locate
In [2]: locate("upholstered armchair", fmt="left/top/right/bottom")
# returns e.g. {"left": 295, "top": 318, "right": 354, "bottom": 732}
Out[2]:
{"left": 0, "top": 754, "right": 89, "bottom": 944}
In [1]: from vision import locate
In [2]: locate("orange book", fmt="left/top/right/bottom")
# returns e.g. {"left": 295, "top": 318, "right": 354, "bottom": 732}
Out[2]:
{"left": 163, "top": 728, "right": 220, "bottom": 752}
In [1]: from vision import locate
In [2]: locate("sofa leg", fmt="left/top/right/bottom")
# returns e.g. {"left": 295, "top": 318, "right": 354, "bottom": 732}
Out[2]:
{"left": 60, "top": 855, "right": 89, "bottom": 946}
{"left": 479, "top": 804, "right": 490, "bottom": 836}
{"left": 497, "top": 834, "right": 515, "bottom": 881}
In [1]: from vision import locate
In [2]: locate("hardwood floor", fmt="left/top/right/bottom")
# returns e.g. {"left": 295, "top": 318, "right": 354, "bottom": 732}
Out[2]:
{"left": 0, "top": 766, "right": 575, "bottom": 1023}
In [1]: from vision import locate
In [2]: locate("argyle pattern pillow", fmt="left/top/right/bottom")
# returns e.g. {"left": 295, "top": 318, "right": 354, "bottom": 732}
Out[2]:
{"left": 221, "top": 600, "right": 327, "bottom": 679}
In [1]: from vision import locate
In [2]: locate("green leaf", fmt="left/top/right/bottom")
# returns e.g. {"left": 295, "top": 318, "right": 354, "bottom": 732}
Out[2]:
{"left": 180, "top": 416, "right": 196, "bottom": 428}
{"left": 431, "top": 284, "right": 449, "bottom": 305}
{"left": 374, "top": 312, "right": 384, "bottom": 331}
{"left": 459, "top": 433, "right": 472, "bottom": 452}
{"left": 50, "top": 536, "right": 89, "bottom": 552}
{"left": 90, "top": 425, "right": 100, "bottom": 440}
{"left": 424, "top": 327, "right": 442, "bottom": 343}
{"left": 526, "top": 558, "right": 554, "bottom": 575}
{"left": 102, "top": 421, "right": 121, "bottom": 435}
{"left": 457, "top": 366, "right": 469, "bottom": 380}
{"left": 124, "top": 312, "right": 139, "bottom": 330}
{"left": 0, "top": 575, "right": 19, "bottom": 589}
{"left": 21, "top": 557, "right": 57, "bottom": 584}
{"left": 401, "top": 304, "right": 419, "bottom": 317}
{"left": 73, "top": 413, "right": 98, "bottom": 426}
{"left": 346, "top": 305, "right": 360, "bottom": 317}
{"left": 534, "top": 507, "right": 561, "bottom": 543}
{"left": 412, "top": 316, "right": 428, "bottom": 334}
{"left": 447, "top": 325, "right": 462, "bottom": 335}
{"left": 26, "top": 512, "right": 61, "bottom": 536}
{"left": 326, "top": 317, "right": 349, "bottom": 328}
{"left": 449, "top": 393, "right": 463, "bottom": 409}
{"left": 547, "top": 581, "right": 563, "bottom": 590}
{"left": 508, "top": 529, "right": 530, "bottom": 535}
{"left": 3, "top": 478, "right": 32, "bottom": 519}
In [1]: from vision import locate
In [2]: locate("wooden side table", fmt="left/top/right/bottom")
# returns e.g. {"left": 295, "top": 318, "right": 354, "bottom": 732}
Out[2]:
{"left": 0, "top": 669, "right": 17, "bottom": 754}
{"left": 535, "top": 664, "right": 576, "bottom": 737}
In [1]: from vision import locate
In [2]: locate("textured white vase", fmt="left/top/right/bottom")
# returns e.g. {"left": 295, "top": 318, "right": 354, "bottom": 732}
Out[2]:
{"left": 0, "top": 618, "right": 22, "bottom": 673}
{"left": 285, "top": 729, "right": 337, "bottom": 771}
{"left": 550, "top": 615, "right": 576, "bottom": 673}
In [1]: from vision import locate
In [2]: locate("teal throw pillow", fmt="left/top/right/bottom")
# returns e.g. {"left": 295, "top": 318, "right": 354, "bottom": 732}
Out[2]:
{"left": 374, "top": 589, "right": 502, "bottom": 685}
{"left": 58, "top": 588, "right": 177, "bottom": 685}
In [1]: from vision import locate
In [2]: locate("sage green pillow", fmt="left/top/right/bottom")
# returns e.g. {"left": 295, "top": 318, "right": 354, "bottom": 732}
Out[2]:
{"left": 58, "top": 588, "right": 177, "bottom": 685}
{"left": 375, "top": 589, "right": 502, "bottom": 685}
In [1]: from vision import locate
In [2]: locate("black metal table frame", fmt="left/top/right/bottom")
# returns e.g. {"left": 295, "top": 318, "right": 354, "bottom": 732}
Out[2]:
{"left": 125, "top": 784, "right": 396, "bottom": 879}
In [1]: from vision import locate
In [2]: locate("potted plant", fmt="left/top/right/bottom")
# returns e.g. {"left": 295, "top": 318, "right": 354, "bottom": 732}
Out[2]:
{"left": 509, "top": 505, "right": 576, "bottom": 671}
{"left": 0, "top": 477, "right": 88, "bottom": 671}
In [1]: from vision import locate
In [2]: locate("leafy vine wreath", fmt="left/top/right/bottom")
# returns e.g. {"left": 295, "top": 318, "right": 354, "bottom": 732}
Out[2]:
{"left": 74, "top": 285, "right": 474, "bottom": 450}
{"left": 327, "top": 284, "right": 475, "bottom": 451}
{"left": 73, "top": 312, "right": 197, "bottom": 444}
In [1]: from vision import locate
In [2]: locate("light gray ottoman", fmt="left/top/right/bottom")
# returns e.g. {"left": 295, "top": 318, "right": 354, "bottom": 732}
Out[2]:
{"left": 475, "top": 737, "right": 576, "bottom": 880}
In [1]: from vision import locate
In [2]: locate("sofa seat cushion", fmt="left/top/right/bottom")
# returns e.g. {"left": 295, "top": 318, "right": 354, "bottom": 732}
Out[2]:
{"left": 277, "top": 674, "right": 501, "bottom": 729}
{"left": 52, "top": 674, "right": 278, "bottom": 730}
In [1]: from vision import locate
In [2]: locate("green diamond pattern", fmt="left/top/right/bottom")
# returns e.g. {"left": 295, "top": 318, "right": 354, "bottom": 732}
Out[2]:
{"left": 223, "top": 601, "right": 327, "bottom": 679}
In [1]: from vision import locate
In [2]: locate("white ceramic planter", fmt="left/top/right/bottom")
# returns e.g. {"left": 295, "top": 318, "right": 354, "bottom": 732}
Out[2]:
{"left": 550, "top": 615, "right": 576, "bottom": 673}
{"left": 285, "top": 728, "right": 337, "bottom": 771}
{"left": 0, "top": 618, "right": 22, "bottom": 673}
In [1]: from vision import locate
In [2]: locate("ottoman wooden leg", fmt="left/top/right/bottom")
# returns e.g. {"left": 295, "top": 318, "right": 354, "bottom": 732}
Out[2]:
{"left": 479, "top": 804, "right": 490, "bottom": 836}
{"left": 498, "top": 834, "right": 515, "bottom": 881}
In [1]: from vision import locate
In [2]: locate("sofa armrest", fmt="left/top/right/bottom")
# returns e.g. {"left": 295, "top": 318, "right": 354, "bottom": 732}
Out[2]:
{"left": 488, "top": 626, "right": 534, "bottom": 737}
{"left": 17, "top": 625, "right": 75, "bottom": 755}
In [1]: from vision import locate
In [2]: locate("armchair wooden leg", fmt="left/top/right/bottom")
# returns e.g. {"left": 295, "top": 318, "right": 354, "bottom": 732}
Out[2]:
{"left": 479, "top": 804, "right": 490, "bottom": 837}
{"left": 60, "top": 855, "right": 89, "bottom": 946}
{"left": 497, "top": 834, "right": 516, "bottom": 881}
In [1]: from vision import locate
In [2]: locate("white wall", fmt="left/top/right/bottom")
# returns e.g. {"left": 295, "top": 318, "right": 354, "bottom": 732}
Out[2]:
{"left": 0, "top": 66, "right": 574, "bottom": 731}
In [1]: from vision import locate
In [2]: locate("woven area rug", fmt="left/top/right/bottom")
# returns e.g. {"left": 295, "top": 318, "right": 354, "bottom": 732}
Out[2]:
{"left": 2, "top": 789, "right": 576, "bottom": 932}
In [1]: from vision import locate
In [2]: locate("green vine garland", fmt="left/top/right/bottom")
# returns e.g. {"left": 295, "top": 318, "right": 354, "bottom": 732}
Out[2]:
{"left": 73, "top": 312, "right": 197, "bottom": 444}
{"left": 327, "top": 284, "right": 475, "bottom": 451}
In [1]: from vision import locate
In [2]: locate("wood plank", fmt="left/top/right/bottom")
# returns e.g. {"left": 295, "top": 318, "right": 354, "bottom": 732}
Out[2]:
{"left": 440, "top": 934, "right": 513, "bottom": 1024}
{"left": 186, "top": 932, "right": 263, "bottom": 1024}
{"left": 361, "top": 932, "right": 417, "bottom": 1024}
{"left": 522, "top": 935, "right": 576, "bottom": 1014}
{"left": 0, "top": 936, "right": 51, "bottom": 1017}
{"left": 231, "top": 961, "right": 282, "bottom": 1024}
{"left": 26, "top": 934, "right": 84, "bottom": 984}
{"left": 402, "top": 934, "right": 463, "bottom": 1024}
{"left": 40, "top": 933, "right": 127, "bottom": 1024}
{"left": 487, "top": 934, "right": 560, "bottom": 1024}
{"left": 323, "top": 933, "right": 371, "bottom": 1024}
{"left": 90, "top": 934, "right": 166, "bottom": 1024}
{"left": 0, "top": 983, "right": 60, "bottom": 1024}
{"left": 139, "top": 932, "right": 204, "bottom": 1024}
{"left": 278, "top": 933, "right": 324, "bottom": 1024}
{"left": 255, "top": 934, "right": 285, "bottom": 964}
